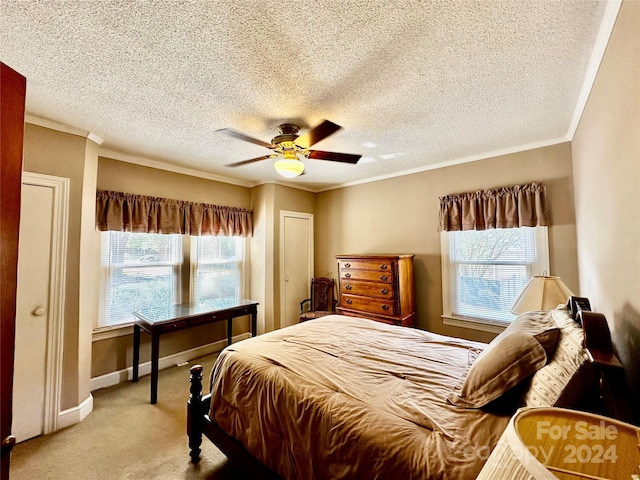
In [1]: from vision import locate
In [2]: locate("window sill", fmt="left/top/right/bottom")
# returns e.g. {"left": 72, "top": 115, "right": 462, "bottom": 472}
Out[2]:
{"left": 442, "top": 315, "right": 508, "bottom": 334}
{"left": 92, "top": 324, "right": 134, "bottom": 341}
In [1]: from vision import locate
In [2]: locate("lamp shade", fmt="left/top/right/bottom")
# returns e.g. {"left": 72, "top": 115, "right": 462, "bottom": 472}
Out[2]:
{"left": 274, "top": 157, "right": 305, "bottom": 178}
{"left": 478, "top": 407, "right": 640, "bottom": 480}
{"left": 511, "top": 276, "right": 573, "bottom": 315}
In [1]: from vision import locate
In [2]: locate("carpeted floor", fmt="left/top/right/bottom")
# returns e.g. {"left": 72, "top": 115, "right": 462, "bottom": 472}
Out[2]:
{"left": 10, "top": 354, "right": 248, "bottom": 480}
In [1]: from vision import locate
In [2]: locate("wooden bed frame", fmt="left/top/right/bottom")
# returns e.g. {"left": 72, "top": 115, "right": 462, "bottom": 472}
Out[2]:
{"left": 187, "top": 365, "right": 282, "bottom": 479}
{"left": 186, "top": 297, "right": 629, "bottom": 478}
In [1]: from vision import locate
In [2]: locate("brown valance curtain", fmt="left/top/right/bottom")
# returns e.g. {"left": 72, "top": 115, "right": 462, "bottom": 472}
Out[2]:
{"left": 438, "top": 183, "right": 549, "bottom": 231}
{"left": 96, "top": 190, "right": 253, "bottom": 237}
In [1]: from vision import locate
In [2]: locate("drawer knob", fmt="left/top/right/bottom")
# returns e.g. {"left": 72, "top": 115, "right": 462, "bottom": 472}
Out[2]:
{"left": 380, "top": 288, "right": 389, "bottom": 294}
{"left": 344, "top": 263, "right": 351, "bottom": 268}
{"left": 346, "top": 299, "right": 353, "bottom": 304}
{"left": 345, "top": 273, "right": 352, "bottom": 278}
{"left": 380, "top": 275, "right": 388, "bottom": 281}
{"left": 346, "top": 285, "right": 352, "bottom": 290}
{"left": 380, "top": 264, "right": 388, "bottom": 270}
{"left": 381, "top": 304, "right": 390, "bottom": 311}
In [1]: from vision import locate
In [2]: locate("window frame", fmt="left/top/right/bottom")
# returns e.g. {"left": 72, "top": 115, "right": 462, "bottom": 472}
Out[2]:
{"left": 440, "top": 226, "right": 550, "bottom": 333}
{"left": 189, "top": 235, "right": 247, "bottom": 303}
{"left": 94, "top": 232, "right": 248, "bottom": 339}
{"left": 95, "top": 231, "right": 183, "bottom": 333}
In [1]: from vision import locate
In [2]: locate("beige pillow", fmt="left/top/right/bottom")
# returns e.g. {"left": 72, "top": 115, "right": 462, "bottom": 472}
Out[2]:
{"left": 502, "top": 310, "right": 560, "bottom": 359}
{"left": 448, "top": 331, "right": 549, "bottom": 408}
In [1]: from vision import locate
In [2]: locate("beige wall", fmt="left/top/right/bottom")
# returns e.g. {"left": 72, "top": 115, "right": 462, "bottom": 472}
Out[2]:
{"left": 92, "top": 158, "right": 253, "bottom": 377}
{"left": 22, "top": 124, "right": 98, "bottom": 410}
{"left": 250, "top": 184, "right": 275, "bottom": 333}
{"left": 97, "top": 157, "right": 251, "bottom": 207}
{"left": 248, "top": 183, "right": 316, "bottom": 333}
{"left": 571, "top": 0, "right": 640, "bottom": 421}
{"left": 316, "top": 142, "right": 579, "bottom": 343}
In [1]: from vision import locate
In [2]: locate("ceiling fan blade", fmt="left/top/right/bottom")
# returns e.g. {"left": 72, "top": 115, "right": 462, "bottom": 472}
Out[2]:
{"left": 307, "top": 150, "right": 361, "bottom": 164}
{"left": 216, "top": 128, "right": 273, "bottom": 149}
{"left": 226, "top": 155, "right": 274, "bottom": 167}
{"left": 295, "top": 120, "right": 342, "bottom": 148}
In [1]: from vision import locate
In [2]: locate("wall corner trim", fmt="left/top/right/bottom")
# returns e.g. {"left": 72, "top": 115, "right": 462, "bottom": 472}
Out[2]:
{"left": 566, "top": 0, "right": 622, "bottom": 140}
{"left": 57, "top": 395, "right": 93, "bottom": 431}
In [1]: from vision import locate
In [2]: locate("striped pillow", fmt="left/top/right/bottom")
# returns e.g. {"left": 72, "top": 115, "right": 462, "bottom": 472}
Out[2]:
{"left": 522, "top": 306, "right": 594, "bottom": 407}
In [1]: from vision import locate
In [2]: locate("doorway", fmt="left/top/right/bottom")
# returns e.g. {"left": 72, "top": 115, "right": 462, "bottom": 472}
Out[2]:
{"left": 12, "top": 173, "right": 68, "bottom": 442}
{"left": 279, "top": 211, "right": 313, "bottom": 328}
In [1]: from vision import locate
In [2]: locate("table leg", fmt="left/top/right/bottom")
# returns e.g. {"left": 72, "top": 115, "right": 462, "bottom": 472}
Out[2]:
{"left": 227, "top": 318, "right": 232, "bottom": 346}
{"left": 250, "top": 308, "right": 257, "bottom": 337}
{"left": 132, "top": 324, "right": 140, "bottom": 382}
{"left": 150, "top": 332, "right": 160, "bottom": 404}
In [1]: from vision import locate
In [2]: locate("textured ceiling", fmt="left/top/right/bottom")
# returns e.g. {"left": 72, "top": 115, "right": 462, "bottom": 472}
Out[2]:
{"left": 1, "top": 1, "right": 614, "bottom": 191}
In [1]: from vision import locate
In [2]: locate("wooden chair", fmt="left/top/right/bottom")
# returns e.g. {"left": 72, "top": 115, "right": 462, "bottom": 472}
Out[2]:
{"left": 299, "top": 277, "right": 337, "bottom": 322}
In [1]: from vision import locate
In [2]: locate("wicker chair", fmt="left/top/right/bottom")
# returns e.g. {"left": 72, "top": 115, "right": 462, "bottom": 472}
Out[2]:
{"left": 299, "top": 277, "right": 337, "bottom": 322}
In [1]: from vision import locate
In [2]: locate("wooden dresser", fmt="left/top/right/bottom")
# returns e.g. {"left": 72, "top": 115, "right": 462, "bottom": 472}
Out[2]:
{"left": 336, "top": 254, "right": 415, "bottom": 327}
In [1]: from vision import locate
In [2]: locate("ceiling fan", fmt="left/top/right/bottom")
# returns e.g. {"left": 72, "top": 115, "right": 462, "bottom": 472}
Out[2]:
{"left": 218, "top": 120, "right": 362, "bottom": 178}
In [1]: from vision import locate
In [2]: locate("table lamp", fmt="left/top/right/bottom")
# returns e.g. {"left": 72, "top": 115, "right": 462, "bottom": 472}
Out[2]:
{"left": 511, "top": 275, "right": 573, "bottom": 315}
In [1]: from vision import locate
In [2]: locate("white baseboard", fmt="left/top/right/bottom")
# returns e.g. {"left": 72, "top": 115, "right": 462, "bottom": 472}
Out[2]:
{"left": 89, "top": 333, "right": 251, "bottom": 392}
{"left": 57, "top": 394, "right": 93, "bottom": 431}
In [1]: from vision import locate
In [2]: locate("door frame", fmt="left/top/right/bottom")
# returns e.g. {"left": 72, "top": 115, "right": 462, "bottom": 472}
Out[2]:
{"left": 279, "top": 211, "right": 314, "bottom": 329}
{"left": 20, "top": 172, "right": 69, "bottom": 435}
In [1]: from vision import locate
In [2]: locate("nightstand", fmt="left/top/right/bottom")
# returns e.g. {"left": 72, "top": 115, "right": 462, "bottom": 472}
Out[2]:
{"left": 579, "top": 310, "right": 632, "bottom": 422}
{"left": 478, "top": 407, "right": 640, "bottom": 480}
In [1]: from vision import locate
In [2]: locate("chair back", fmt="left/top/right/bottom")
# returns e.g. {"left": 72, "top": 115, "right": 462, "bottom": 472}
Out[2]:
{"left": 311, "top": 277, "right": 336, "bottom": 312}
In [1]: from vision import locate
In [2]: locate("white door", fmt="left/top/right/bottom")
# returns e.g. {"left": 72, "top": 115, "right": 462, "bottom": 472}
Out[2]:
{"left": 280, "top": 212, "right": 313, "bottom": 328}
{"left": 13, "top": 173, "right": 67, "bottom": 443}
{"left": 13, "top": 183, "right": 54, "bottom": 442}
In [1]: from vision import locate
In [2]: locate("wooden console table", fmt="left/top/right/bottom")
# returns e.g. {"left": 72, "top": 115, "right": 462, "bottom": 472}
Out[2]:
{"left": 132, "top": 297, "right": 258, "bottom": 404}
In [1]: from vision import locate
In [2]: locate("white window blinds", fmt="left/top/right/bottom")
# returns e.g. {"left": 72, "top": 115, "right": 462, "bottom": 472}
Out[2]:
{"left": 446, "top": 227, "right": 548, "bottom": 323}
{"left": 191, "top": 236, "right": 244, "bottom": 303}
{"left": 98, "top": 232, "right": 182, "bottom": 328}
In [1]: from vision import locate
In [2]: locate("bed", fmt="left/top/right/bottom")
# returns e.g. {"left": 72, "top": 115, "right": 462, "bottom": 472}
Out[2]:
{"left": 187, "top": 301, "right": 606, "bottom": 479}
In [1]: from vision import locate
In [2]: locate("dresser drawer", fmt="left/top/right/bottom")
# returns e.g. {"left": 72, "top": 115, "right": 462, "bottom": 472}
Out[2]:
{"left": 340, "top": 294, "right": 396, "bottom": 316}
{"left": 340, "top": 269, "right": 394, "bottom": 283}
{"left": 341, "top": 280, "right": 394, "bottom": 299}
{"left": 339, "top": 259, "right": 394, "bottom": 273}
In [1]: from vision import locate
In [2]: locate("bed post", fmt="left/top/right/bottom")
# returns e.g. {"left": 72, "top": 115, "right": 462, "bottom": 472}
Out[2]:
{"left": 188, "top": 364, "right": 204, "bottom": 463}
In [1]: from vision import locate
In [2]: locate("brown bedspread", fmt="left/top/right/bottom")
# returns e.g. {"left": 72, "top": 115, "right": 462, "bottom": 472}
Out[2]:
{"left": 209, "top": 315, "right": 511, "bottom": 479}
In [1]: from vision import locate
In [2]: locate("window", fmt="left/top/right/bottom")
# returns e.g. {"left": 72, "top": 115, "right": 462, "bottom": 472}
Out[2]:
{"left": 441, "top": 226, "right": 549, "bottom": 331}
{"left": 191, "top": 236, "right": 244, "bottom": 302}
{"left": 98, "top": 232, "right": 182, "bottom": 328}
{"left": 97, "top": 232, "right": 246, "bottom": 330}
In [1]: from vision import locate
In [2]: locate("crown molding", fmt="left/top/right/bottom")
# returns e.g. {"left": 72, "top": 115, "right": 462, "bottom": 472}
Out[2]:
{"left": 566, "top": 0, "right": 622, "bottom": 139}
{"left": 279, "top": 181, "right": 323, "bottom": 193}
{"left": 318, "top": 136, "right": 569, "bottom": 193}
{"left": 249, "top": 178, "right": 323, "bottom": 193}
{"left": 25, "top": 114, "right": 104, "bottom": 145}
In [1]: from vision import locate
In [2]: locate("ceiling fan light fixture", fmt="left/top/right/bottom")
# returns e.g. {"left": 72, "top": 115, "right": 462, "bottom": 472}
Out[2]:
{"left": 274, "top": 157, "right": 305, "bottom": 178}
{"left": 221, "top": 120, "right": 361, "bottom": 175}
